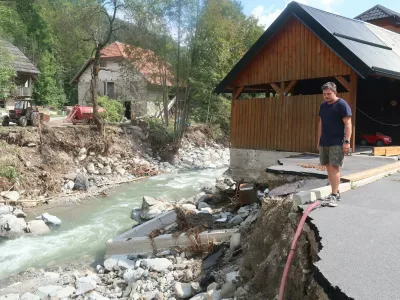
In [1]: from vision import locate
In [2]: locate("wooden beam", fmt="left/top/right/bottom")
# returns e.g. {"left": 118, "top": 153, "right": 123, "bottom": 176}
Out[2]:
{"left": 349, "top": 70, "right": 358, "bottom": 152}
{"left": 270, "top": 83, "right": 282, "bottom": 95}
{"left": 373, "top": 146, "right": 400, "bottom": 156}
{"left": 233, "top": 86, "right": 244, "bottom": 100}
{"left": 373, "top": 147, "right": 386, "bottom": 156}
{"left": 336, "top": 76, "right": 350, "bottom": 91}
{"left": 281, "top": 81, "right": 285, "bottom": 95}
{"left": 341, "top": 161, "right": 400, "bottom": 182}
{"left": 284, "top": 80, "right": 298, "bottom": 94}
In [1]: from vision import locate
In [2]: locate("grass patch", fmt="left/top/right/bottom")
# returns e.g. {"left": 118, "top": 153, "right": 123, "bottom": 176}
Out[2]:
{"left": 0, "top": 166, "right": 19, "bottom": 182}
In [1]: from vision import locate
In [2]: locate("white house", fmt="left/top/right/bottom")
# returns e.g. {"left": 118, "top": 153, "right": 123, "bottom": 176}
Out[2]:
{"left": 70, "top": 41, "right": 173, "bottom": 119}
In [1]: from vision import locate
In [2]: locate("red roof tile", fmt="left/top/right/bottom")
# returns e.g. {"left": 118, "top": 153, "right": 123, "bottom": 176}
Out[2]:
{"left": 100, "top": 42, "right": 173, "bottom": 86}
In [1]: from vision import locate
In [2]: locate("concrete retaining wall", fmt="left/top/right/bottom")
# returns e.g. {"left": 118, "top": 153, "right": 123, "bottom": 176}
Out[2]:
{"left": 230, "top": 148, "right": 301, "bottom": 184}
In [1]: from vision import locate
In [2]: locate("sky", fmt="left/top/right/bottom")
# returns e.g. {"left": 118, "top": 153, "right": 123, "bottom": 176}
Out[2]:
{"left": 241, "top": 0, "right": 400, "bottom": 29}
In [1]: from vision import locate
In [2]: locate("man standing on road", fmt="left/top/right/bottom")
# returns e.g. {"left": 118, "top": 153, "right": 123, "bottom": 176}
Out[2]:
{"left": 318, "top": 82, "right": 352, "bottom": 207}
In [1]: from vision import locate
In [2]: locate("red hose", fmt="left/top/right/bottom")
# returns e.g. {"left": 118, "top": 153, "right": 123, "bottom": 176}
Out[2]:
{"left": 278, "top": 201, "right": 320, "bottom": 300}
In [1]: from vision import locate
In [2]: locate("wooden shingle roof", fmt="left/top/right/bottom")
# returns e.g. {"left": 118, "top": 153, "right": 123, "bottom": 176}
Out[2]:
{"left": 0, "top": 39, "right": 40, "bottom": 76}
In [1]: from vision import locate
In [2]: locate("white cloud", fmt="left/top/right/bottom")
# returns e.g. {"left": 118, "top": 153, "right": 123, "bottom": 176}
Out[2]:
{"left": 257, "top": 9, "right": 283, "bottom": 28}
{"left": 252, "top": 0, "right": 344, "bottom": 29}
{"left": 251, "top": 5, "right": 265, "bottom": 18}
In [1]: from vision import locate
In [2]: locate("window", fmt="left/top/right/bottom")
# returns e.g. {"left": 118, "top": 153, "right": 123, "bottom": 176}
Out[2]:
{"left": 100, "top": 60, "right": 107, "bottom": 68}
{"left": 0, "top": 100, "right": 5, "bottom": 108}
{"left": 103, "top": 81, "right": 115, "bottom": 99}
{"left": 15, "top": 101, "right": 23, "bottom": 109}
{"left": 107, "top": 82, "right": 115, "bottom": 98}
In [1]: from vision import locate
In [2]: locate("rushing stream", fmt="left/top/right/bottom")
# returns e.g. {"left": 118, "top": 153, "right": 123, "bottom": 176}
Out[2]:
{"left": 0, "top": 168, "right": 226, "bottom": 280}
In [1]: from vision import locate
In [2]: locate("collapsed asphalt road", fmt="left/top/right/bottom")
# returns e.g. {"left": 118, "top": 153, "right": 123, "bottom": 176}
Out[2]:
{"left": 310, "top": 172, "right": 400, "bottom": 300}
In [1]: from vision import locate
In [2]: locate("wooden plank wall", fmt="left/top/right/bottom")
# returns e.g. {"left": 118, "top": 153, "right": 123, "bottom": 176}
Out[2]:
{"left": 231, "top": 93, "right": 350, "bottom": 153}
{"left": 234, "top": 17, "right": 351, "bottom": 86}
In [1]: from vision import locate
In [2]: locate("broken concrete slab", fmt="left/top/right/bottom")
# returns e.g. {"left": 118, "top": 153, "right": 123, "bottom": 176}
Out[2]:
{"left": 114, "top": 210, "right": 177, "bottom": 240}
{"left": 105, "top": 229, "right": 237, "bottom": 257}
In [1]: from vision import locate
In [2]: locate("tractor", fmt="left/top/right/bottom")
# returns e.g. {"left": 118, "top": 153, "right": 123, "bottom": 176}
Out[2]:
{"left": 2, "top": 99, "right": 40, "bottom": 127}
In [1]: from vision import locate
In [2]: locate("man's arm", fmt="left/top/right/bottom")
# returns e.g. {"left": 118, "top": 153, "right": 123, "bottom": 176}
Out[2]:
{"left": 343, "top": 116, "right": 352, "bottom": 153}
{"left": 317, "top": 118, "right": 322, "bottom": 150}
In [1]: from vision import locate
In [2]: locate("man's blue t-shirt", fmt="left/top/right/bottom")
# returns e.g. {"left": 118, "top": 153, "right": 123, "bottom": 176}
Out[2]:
{"left": 319, "top": 98, "right": 352, "bottom": 147}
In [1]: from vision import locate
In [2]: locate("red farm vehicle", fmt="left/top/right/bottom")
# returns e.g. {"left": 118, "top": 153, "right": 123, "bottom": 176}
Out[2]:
{"left": 2, "top": 99, "right": 45, "bottom": 127}
{"left": 65, "top": 105, "right": 105, "bottom": 125}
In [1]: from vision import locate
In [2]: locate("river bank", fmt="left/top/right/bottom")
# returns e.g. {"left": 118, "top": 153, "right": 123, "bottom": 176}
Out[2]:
{"left": 0, "top": 124, "right": 229, "bottom": 209}
{"left": 0, "top": 173, "right": 330, "bottom": 300}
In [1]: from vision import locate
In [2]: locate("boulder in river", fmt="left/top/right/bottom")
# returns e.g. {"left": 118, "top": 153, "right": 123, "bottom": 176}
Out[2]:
{"left": 0, "top": 191, "right": 20, "bottom": 202}
{"left": 26, "top": 220, "right": 51, "bottom": 235}
{"left": 0, "top": 205, "right": 13, "bottom": 216}
{"left": 74, "top": 173, "right": 89, "bottom": 191}
{"left": 36, "top": 212, "right": 61, "bottom": 226}
{"left": 0, "top": 214, "right": 27, "bottom": 238}
{"left": 140, "top": 196, "right": 173, "bottom": 220}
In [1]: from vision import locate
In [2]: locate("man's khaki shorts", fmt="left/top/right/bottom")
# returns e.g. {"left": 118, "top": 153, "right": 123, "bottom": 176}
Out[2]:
{"left": 319, "top": 146, "right": 344, "bottom": 167}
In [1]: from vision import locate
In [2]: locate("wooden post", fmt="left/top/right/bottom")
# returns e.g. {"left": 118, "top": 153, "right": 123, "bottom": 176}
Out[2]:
{"left": 349, "top": 70, "right": 358, "bottom": 152}
{"left": 231, "top": 87, "right": 236, "bottom": 147}
{"left": 335, "top": 76, "right": 350, "bottom": 91}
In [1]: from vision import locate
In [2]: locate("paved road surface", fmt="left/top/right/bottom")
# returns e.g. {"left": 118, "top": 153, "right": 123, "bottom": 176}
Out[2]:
{"left": 268, "top": 154, "right": 398, "bottom": 177}
{"left": 310, "top": 172, "right": 400, "bottom": 300}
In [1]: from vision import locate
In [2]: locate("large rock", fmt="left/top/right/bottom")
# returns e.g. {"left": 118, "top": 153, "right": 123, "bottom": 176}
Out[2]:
{"left": 64, "top": 180, "right": 75, "bottom": 190}
{"left": 189, "top": 293, "right": 207, "bottom": 300}
{"left": 87, "top": 291, "right": 110, "bottom": 300}
{"left": 76, "top": 277, "right": 97, "bottom": 295}
{"left": 35, "top": 285, "right": 63, "bottom": 299}
{"left": 230, "top": 233, "right": 241, "bottom": 251}
{"left": 0, "top": 205, "right": 13, "bottom": 216}
{"left": 56, "top": 286, "right": 76, "bottom": 298}
{"left": 140, "top": 196, "right": 173, "bottom": 220}
{"left": 100, "top": 165, "right": 112, "bottom": 175}
{"left": 1, "top": 191, "right": 20, "bottom": 202}
{"left": 174, "top": 282, "right": 194, "bottom": 298}
{"left": 220, "top": 282, "right": 236, "bottom": 298}
{"left": 26, "top": 220, "right": 50, "bottom": 235}
{"left": 0, "top": 214, "right": 26, "bottom": 238}
{"left": 0, "top": 294, "right": 20, "bottom": 300}
{"left": 131, "top": 208, "right": 142, "bottom": 222}
{"left": 21, "top": 292, "right": 40, "bottom": 300}
{"left": 141, "top": 258, "right": 172, "bottom": 272}
{"left": 115, "top": 167, "right": 126, "bottom": 176}
{"left": 63, "top": 173, "right": 77, "bottom": 181}
{"left": 123, "top": 268, "right": 144, "bottom": 283}
{"left": 13, "top": 208, "right": 26, "bottom": 218}
{"left": 74, "top": 174, "right": 89, "bottom": 191}
{"left": 87, "top": 163, "right": 96, "bottom": 174}
{"left": 103, "top": 258, "right": 118, "bottom": 271}
{"left": 117, "top": 258, "right": 136, "bottom": 269}
{"left": 36, "top": 213, "right": 61, "bottom": 226}
{"left": 206, "top": 289, "right": 221, "bottom": 300}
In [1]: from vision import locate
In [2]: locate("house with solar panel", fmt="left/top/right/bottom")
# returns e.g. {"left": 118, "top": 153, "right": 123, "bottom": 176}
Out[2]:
{"left": 355, "top": 4, "right": 400, "bottom": 33}
{"left": 0, "top": 39, "right": 40, "bottom": 111}
{"left": 215, "top": 2, "right": 400, "bottom": 182}
{"left": 70, "top": 41, "right": 174, "bottom": 120}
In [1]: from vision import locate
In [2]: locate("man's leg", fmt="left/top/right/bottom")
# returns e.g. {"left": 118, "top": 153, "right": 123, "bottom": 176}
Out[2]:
{"left": 329, "top": 165, "right": 340, "bottom": 195}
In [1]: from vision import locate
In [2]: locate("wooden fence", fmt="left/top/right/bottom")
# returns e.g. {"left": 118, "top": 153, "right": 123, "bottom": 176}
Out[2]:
{"left": 230, "top": 93, "right": 350, "bottom": 153}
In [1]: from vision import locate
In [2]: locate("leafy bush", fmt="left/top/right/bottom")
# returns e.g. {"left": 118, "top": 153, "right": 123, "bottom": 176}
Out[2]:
{"left": 0, "top": 166, "right": 19, "bottom": 182}
{"left": 147, "top": 118, "right": 175, "bottom": 150}
{"left": 98, "top": 96, "right": 124, "bottom": 122}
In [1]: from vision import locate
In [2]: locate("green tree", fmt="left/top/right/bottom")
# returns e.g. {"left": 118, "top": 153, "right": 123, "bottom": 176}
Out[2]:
{"left": 33, "top": 51, "right": 66, "bottom": 106}
{"left": 14, "top": 0, "right": 66, "bottom": 107}
{"left": 0, "top": 42, "right": 16, "bottom": 100}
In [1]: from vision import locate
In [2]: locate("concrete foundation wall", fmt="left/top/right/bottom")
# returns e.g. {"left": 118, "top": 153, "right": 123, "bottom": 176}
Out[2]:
{"left": 229, "top": 148, "right": 301, "bottom": 184}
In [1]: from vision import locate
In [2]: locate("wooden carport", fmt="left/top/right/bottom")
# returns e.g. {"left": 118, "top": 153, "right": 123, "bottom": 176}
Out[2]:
{"left": 216, "top": 2, "right": 400, "bottom": 154}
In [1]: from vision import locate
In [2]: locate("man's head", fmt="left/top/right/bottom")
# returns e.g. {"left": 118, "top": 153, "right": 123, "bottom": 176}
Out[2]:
{"left": 321, "top": 82, "right": 338, "bottom": 103}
